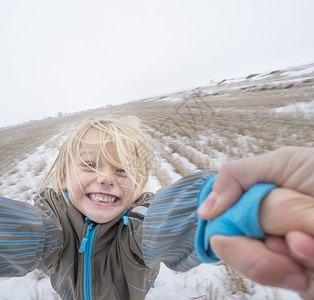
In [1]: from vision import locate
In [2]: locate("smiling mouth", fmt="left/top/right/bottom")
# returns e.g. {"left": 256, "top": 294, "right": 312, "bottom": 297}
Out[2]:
{"left": 88, "top": 193, "right": 118, "bottom": 204}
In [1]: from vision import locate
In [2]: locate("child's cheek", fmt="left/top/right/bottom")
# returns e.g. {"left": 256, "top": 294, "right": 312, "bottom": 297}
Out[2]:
{"left": 125, "top": 186, "right": 135, "bottom": 200}
{"left": 78, "top": 171, "right": 93, "bottom": 186}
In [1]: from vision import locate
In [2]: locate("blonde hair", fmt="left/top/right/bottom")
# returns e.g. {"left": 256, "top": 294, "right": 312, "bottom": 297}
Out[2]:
{"left": 39, "top": 115, "right": 155, "bottom": 203}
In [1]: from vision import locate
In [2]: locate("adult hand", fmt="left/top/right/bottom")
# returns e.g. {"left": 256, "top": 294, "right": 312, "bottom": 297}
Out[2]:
{"left": 197, "top": 146, "right": 314, "bottom": 298}
{"left": 198, "top": 146, "right": 314, "bottom": 220}
{"left": 259, "top": 187, "right": 314, "bottom": 299}
{"left": 265, "top": 231, "right": 314, "bottom": 300}
{"left": 210, "top": 188, "right": 314, "bottom": 298}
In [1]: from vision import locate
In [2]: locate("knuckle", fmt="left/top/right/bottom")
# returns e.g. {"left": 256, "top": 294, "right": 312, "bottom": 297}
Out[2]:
{"left": 220, "top": 161, "right": 238, "bottom": 175}
{"left": 275, "top": 145, "right": 295, "bottom": 157}
{"left": 217, "top": 162, "right": 240, "bottom": 188}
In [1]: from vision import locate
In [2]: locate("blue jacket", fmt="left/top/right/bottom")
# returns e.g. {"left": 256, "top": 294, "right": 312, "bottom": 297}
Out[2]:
{"left": 0, "top": 170, "right": 275, "bottom": 299}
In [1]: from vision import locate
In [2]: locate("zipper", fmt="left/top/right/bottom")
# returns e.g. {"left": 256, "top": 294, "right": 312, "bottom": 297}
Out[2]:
{"left": 79, "top": 217, "right": 97, "bottom": 300}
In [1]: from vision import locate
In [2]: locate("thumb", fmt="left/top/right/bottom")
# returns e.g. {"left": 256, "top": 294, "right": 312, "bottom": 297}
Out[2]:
{"left": 199, "top": 151, "right": 277, "bottom": 220}
{"left": 286, "top": 231, "right": 314, "bottom": 270}
{"left": 210, "top": 235, "right": 308, "bottom": 292}
{"left": 199, "top": 147, "right": 313, "bottom": 221}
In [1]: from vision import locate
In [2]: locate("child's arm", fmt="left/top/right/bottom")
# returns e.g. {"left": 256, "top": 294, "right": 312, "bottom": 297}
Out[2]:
{"left": 142, "top": 171, "right": 217, "bottom": 272}
{"left": 0, "top": 195, "right": 63, "bottom": 277}
{"left": 141, "top": 170, "right": 275, "bottom": 271}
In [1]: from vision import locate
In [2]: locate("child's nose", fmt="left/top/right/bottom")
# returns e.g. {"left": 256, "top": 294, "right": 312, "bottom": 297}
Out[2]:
{"left": 96, "top": 170, "right": 116, "bottom": 185}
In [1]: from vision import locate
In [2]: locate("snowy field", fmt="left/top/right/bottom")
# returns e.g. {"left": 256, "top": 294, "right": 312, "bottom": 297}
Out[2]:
{"left": 0, "top": 63, "right": 313, "bottom": 299}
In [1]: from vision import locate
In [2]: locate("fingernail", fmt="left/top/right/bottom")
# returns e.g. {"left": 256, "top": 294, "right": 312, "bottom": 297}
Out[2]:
{"left": 284, "top": 274, "right": 308, "bottom": 291}
{"left": 198, "top": 191, "right": 217, "bottom": 217}
{"left": 290, "top": 244, "right": 314, "bottom": 270}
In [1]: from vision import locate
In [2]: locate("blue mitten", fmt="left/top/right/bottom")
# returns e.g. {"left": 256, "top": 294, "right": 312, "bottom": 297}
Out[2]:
{"left": 195, "top": 175, "right": 276, "bottom": 263}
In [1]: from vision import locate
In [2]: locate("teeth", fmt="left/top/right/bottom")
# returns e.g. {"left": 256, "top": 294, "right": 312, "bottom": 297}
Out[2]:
{"left": 89, "top": 193, "right": 116, "bottom": 203}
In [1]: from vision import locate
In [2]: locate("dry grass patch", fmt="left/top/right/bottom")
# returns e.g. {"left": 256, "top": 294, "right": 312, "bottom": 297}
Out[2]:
{"left": 220, "top": 264, "right": 254, "bottom": 297}
{"left": 34, "top": 160, "right": 47, "bottom": 177}
{"left": 7, "top": 167, "right": 19, "bottom": 176}
{"left": 153, "top": 167, "right": 173, "bottom": 187}
{"left": 170, "top": 154, "right": 197, "bottom": 177}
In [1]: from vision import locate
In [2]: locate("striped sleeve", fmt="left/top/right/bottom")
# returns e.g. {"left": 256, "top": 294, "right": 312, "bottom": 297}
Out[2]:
{"left": 0, "top": 196, "right": 63, "bottom": 277}
{"left": 142, "top": 170, "right": 216, "bottom": 272}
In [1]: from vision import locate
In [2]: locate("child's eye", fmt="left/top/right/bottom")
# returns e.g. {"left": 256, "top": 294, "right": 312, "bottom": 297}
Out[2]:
{"left": 85, "top": 162, "right": 97, "bottom": 169}
{"left": 116, "top": 169, "right": 126, "bottom": 176}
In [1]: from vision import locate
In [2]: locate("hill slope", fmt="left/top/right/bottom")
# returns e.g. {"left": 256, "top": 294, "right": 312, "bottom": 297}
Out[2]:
{"left": 0, "top": 63, "right": 313, "bottom": 299}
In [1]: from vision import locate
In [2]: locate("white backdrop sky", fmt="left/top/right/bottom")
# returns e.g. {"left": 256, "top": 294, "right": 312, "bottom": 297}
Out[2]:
{"left": 1, "top": 0, "right": 314, "bottom": 127}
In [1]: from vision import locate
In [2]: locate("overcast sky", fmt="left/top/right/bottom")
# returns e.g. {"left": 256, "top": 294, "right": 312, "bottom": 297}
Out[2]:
{"left": 1, "top": 0, "right": 314, "bottom": 127}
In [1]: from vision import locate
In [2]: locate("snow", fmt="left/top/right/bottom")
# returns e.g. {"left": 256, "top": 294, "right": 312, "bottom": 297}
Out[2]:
{"left": 0, "top": 131, "right": 302, "bottom": 300}
{"left": 147, "top": 175, "right": 162, "bottom": 193}
{"left": 146, "top": 263, "right": 300, "bottom": 300}
{"left": 248, "top": 73, "right": 273, "bottom": 81}
{"left": 282, "top": 65, "right": 314, "bottom": 77}
{"left": 0, "top": 272, "right": 57, "bottom": 300}
{"left": 172, "top": 152, "right": 198, "bottom": 173}
{"left": 273, "top": 100, "right": 314, "bottom": 118}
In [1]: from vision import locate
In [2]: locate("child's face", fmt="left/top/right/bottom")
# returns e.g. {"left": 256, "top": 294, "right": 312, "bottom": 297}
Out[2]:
{"left": 65, "top": 129, "right": 135, "bottom": 223}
